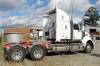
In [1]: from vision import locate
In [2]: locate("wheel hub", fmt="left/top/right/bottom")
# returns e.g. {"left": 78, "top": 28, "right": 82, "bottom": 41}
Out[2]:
{"left": 87, "top": 45, "right": 92, "bottom": 52}
{"left": 12, "top": 50, "right": 23, "bottom": 61}
{"left": 34, "top": 49, "right": 43, "bottom": 58}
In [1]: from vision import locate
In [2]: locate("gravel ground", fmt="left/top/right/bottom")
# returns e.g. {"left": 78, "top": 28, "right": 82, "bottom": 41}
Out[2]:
{"left": 0, "top": 40, "right": 100, "bottom": 66}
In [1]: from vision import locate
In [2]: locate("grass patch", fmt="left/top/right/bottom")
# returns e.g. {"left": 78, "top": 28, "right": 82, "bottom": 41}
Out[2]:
{"left": 0, "top": 42, "right": 3, "bottom": 54}
{"left": 0, "top": 36, "right": 4, "bottom": 54}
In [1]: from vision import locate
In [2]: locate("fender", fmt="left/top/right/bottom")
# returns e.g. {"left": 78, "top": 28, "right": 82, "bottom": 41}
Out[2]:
{"left": 4, "top": 44, "right": 27, "bottom": 54}
{"left": 27, "top": 40, "right": 51, "bottom": 53}
{"left": 81, "top": 32, "right": 95, "bottom": 49}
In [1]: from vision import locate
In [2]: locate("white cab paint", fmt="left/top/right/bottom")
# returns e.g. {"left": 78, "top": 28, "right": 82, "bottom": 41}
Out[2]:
{"left": 43, "top": 8, "right": 94, "bottom": 48}
{"left": 56, "top": 8, "right": 71, "bottom": 41}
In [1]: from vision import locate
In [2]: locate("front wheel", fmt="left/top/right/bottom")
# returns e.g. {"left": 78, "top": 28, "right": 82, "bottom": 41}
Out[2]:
{"left": 29, "top": 45, "right": 46, "bottom": 61}
{"left": 84, "top": 43, "right": 93, "bottom": 53}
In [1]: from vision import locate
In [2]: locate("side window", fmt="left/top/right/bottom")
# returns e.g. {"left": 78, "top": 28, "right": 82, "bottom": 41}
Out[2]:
{"left": 53, "top": 23, "right": 55, "bottom": 27}
{"left": 74, "top": 24, "right": 79, "bottom": 30}
{"left": 45, "top": 32, "right": 49, "bottom": 36}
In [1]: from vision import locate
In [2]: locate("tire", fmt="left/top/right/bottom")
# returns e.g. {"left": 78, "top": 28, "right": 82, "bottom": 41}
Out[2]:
{"left": 4, "top": 48, "right": 8, "bottom": 60}
{"left": 29, "top": 45, "right": 46, "bottom": 61}
{"left": 6, "top": 45, "right": 26, "bottom": 62}
{"left": 84, "top": 43, "right": 92, "bottom": 53}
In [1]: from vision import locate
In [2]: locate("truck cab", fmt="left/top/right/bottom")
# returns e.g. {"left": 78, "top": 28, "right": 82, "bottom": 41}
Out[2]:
{"left": 43, "top": 8, "right": 84, "bottom": 41}
{"left": 43, "top": 8, "right": 94, "bottom": 52}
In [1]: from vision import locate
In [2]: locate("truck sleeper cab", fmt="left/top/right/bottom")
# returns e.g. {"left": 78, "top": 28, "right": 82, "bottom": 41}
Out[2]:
{"left": 42, "top": 8, "right": 94, "bottom": 53}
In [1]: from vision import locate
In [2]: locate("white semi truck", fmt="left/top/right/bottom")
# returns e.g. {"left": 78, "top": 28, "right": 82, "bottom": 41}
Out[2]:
{"left": 4, "top": 8, "right": 94, "bottom": 62}
{"left": 43, "top": 8, "right": 94, "bottom": 53}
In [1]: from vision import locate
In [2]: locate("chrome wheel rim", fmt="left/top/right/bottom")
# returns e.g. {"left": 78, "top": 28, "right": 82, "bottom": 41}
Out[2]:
{"left": 34, "top": 48, "right": 43, "bottom": 58}
{"left": 12, "top": 50, "right": 23, "bottom": 61}
{"left": 87, "top": 45, "right": 92, "bottom": 52}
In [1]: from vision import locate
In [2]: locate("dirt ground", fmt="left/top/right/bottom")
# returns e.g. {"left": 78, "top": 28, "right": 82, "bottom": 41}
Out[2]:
{"left": 0, "top": 40, "right": 100, "bottom": 66}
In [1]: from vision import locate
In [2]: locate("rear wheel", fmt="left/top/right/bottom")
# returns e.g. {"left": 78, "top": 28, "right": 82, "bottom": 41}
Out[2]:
{"left": 84, "top": 43, "right": 92, "bottom": 53}
{"left": 30, "top": 45, "right": 46, "bottom": 61}
{"left": 6, "top": 45, "right": 26, "bottom": 62}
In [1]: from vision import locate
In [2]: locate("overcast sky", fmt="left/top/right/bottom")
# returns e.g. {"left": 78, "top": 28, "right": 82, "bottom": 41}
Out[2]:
{"left": 0, "top": 0, "right": 99, "bottom": 30}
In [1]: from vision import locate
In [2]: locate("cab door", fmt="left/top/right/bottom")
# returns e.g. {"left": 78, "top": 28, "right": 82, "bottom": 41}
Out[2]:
{"left": 73, "top": 24, "right": 82, "bottom": 40}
